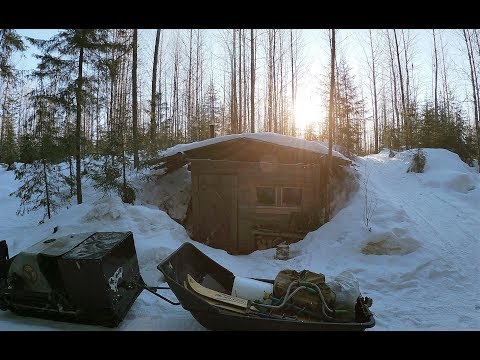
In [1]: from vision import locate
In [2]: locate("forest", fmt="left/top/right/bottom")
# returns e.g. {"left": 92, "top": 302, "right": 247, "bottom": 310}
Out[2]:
{"left": 0, "top": 29, "right": 479, "bottom": 222}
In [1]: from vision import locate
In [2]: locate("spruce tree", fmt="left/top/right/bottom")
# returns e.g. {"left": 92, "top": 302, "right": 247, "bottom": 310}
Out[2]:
{"left": 0, "top": 115, "right": 16, "bottom": 165}
{"left": 1, "top": 30, "right": 25, "bottom": 166}
{"left": 0, "top": 30, "right": 25, "bottom": 78}
{"left": 10, "top": 92, "right": 72, "bottom": 223}
{"left": 28, "top": 29, "right": 112, "bottom": 205}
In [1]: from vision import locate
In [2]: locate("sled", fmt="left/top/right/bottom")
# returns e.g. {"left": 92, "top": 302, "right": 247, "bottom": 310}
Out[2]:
{"left": 157, "top": 242, "right": 376, "bottom": 331}
{"left": 0, "top": 232, "right": 179, "bottom": 327}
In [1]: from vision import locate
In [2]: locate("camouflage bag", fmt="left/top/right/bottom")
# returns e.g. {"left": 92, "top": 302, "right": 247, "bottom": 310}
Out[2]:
{"left": 273, "top": 269, "right": 336, "bottom": 314}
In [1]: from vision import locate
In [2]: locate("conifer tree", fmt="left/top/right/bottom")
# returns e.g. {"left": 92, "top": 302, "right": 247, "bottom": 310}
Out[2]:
{"left": 28, "top": 29, "right": 112, "bottom": 204}
{"left": 10, "top": 90, "right": 71, "bottom": 223}
{"left": 1, "top": 30, "right": 25, "bottom": 166}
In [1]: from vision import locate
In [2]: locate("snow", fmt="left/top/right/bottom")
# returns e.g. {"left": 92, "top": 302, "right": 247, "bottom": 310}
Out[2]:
{"left": 0, "top": 147, "right": 479, "bottom": 330}
{"left": 159, "top": 132, "right": 349, "bottom": 161}
{"left": 135, "top": 165, "right": 192, "bottom": 224}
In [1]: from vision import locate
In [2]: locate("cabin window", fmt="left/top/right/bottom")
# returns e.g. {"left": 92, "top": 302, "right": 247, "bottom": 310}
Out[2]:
{"left": 256, "top": 186, "right": 303, "bottom": 208}
{"left": 256, "top": 187, "right": 276, "bottom": 206}
{"left": 282, "top": 187, "right": 302, "bottom": 207}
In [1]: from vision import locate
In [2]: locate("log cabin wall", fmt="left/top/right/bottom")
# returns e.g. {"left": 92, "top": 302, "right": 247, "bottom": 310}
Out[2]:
{"left": 191, "top": 159, "right": 327, "bottom": 255}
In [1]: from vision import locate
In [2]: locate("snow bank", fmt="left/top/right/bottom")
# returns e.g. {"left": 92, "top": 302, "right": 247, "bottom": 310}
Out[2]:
{"left": 134, "top": 165, "right": 191, "bottom": 223}
{"left": 82, "top": 196, "right": 126, "bottom": 222}
{"left": 398, "top": 148, "right": 477, "bottom": 193}
{"left": 0, "top": 147, "right": 479, "bottom": 330}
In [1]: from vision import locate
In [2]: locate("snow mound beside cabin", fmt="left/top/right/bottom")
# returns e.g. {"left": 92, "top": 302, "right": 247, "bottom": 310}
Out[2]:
{"left": 82, "top": 196, "right": 127, "bottom": 222}
{"left": 134, "top": 165, "right": 191, "bottom": 223}
{"left": 400, "top": 148, "right": 476, "bottom": 193}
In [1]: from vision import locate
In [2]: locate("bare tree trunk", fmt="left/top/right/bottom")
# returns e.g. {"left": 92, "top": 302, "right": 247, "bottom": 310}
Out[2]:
{"left": 231, "top": 29, "right": 238, "bottom": 133}
{"left": 250, "top": 29, "right": 255, "bottom": 133}
{"left": 95, "top": 67, "right": 101, "bottom": 153}
{"left": 75, "top": 30, "right": 84, "bottom": 204}
{"left": 156, "top": 32, "right": 164, "bottom": 140}
{"left": 382, "top": 83, "right": 389, "bottom": 149}
{"left": 387, "top": 31, "right": 400, "bottom": 133}
{"left": 243, "top": 30, "right": 247, "bottom": 133}
{"left": 440, "top": 32, "right": 450, "bottom": 117}
{"left": 272, "top": 30, "right": 277, "bottom": 133}
{"left": 238, "top": 29, "right": 242, "bottom": 133}
{"left": 469, "top": 31, "right": 480, "bottom": 133}
{"left": 173, "top": 38, "right": 180, "bottom": 142}
{"left": 325, "top": 29, "right": 336, "bottom": 223}
{"left": 267, "top": 30, "right": 273, "bottom": 132}
{"left": 42, "top": 159, "right": 51, "bottom": 219}
{"left": 150, "top": 29, "right": 161, "bottom": 148}
{"left": 463, "top": 29, "right": 480, "bottom": 172}
{"left": 0, "top": 78, "right": 10, "bottom": 150}
{"left": 402, "top": 30, "right": 411, "bottom": 110}
{"left": 394, "top": 29, "right": 408, "bottom": 149}
{"left": 279, "top": 32, "right": 284, "bottom": 134}
{"left": 195, "top": 29, "right": 202, "bottom": 140}
{"left": 433, "top": 29, "right": 439, "bottom": 124}
{"left": 369, "top": 30, "right": 379, "bottom": 153}
{"left": 290, "top": 29, "right": 296, "bottom": 136}
{"left": 222, "top": 71, "right": 226, "bottom": 135}
{"left": 188, "top": 30, "right": 194, "bottom": 140}
{"left": 132, "top": 29, "right": 139, "bottom": 168}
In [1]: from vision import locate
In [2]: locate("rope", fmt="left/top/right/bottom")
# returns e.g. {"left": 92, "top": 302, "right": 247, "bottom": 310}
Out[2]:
{"left": 255, "top": 279, "right": 337, "bottom": 321}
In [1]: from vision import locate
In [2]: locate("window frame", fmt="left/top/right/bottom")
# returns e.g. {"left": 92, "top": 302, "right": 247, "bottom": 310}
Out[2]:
{"left": 255, "top": 185, "right": 303, "bottom": 209}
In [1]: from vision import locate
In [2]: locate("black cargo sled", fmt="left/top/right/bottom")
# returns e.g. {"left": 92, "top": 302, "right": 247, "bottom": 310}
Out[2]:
{"left": 157, "top": 242, "right": 375, "bottom": 331}
{"left": 0, "top": 232, "right": 155, "bottom": 327}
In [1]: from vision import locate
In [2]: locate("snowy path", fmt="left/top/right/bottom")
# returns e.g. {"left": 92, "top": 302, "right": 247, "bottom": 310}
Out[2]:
{"left": 355, "top": 151, "right": 480, "bottom": 329}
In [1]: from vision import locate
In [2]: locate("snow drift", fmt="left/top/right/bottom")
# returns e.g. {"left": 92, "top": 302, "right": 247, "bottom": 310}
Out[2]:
{"left": 0, "top": 147, "right": 479, "bottom": 330}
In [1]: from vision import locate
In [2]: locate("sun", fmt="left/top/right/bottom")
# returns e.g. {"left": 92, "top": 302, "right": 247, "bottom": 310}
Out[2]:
{"left": 294, "top": 92, "right": 322, "bottom": 134}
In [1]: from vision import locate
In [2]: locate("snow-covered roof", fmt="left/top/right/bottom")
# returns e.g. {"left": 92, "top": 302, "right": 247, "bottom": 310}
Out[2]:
{"left": 159, "top": 132, "right": 349, "bottom": 161}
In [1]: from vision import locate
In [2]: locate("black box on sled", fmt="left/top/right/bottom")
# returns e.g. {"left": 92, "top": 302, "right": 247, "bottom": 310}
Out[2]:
{"left": 0, "top": 232, "right": 143, "bottom": 327}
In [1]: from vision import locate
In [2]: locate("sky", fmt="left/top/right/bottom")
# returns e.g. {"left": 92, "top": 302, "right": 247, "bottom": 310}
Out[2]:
{"left": 0, "top": 139, "right": 479, "bottom": 330}
{"left": 11, "top": 29, "right": 474, "bottom": 134}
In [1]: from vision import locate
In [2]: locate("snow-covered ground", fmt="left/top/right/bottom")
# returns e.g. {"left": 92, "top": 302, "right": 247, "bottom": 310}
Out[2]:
{"left": 0, "top": 148, "right": 478, "bottom": 330}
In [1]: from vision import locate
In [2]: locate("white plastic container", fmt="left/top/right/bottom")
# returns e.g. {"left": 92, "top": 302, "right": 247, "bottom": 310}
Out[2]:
{"left": 231, "top": 276, "right": 273, "bottom": 301}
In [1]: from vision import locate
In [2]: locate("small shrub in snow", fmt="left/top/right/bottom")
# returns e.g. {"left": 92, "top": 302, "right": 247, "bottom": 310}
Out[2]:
{"left": 121, "top": 185, "right": 136, "bottom": 205}
{"left": 407, "top": 148, "right": 426, "bottom": 173}
{"left": 7, "top": 163, "right": 16, "bottom": 171}
{"left": 362, "top": 163, "right": 377, "bottom": 231}
{"left": 10, "top": 160, "right": 73, "bottom": 223}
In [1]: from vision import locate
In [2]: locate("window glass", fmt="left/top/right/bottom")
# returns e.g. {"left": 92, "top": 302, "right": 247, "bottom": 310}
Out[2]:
{"left": 282, "top": 187, "right": 302, "bottom": 207}
{"left": 256, "top": 187, "right": 276, "bottom": 206}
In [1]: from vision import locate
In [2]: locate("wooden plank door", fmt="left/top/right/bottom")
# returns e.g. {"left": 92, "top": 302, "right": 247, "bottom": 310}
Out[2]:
{"left": 193, "top": 174, "right": 238, "bottom": 254}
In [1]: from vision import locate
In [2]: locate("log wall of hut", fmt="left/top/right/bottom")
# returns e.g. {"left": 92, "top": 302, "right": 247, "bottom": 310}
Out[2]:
{"left": 191, "top": 159, "right": 329, "bottom": 255}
